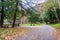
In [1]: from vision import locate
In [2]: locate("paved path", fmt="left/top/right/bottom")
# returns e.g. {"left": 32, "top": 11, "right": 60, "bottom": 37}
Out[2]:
{"left": 16, "top": 25, "right": 58, "bottom": 40}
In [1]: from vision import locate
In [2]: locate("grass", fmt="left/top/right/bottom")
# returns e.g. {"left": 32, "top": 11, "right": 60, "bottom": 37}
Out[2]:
{"left": 49, "top": 23, "right": 60, "bottom": 28}
{"left": 20, "top": 24, "right": 43, "bottom": 26}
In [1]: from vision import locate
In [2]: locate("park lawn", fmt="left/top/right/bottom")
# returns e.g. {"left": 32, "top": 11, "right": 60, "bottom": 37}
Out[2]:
{"left": 49, "top": 23, "right": 60, "bottom": 28}
{"left": 20, "top": 24, "right": 43, "bottom": 26}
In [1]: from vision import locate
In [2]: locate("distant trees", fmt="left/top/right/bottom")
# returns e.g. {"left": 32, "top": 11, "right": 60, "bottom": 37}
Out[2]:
{"left": 44, "top": 7, "right": 57, "bottom": 24}
{"left": 44, "top": 0, "right": 60, "bottom": 24}
{"left": 28, "top": 9, "right": 40, "bottom": 26}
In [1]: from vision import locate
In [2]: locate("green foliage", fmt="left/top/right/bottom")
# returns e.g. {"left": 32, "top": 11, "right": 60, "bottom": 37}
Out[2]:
{"left": 44, "top": 0, "right": 60, "bottom": 24}
{"left": 44, "top": 7, "right": 60, "bottom": 24}
{"left": 0, "top": 0, "right": 21, "bottom": 21}
{"left": 44, "top": 0, "right": 58, "bottom": 12}
{"left": 56, "top": 8, "right": 60, "bottom": 18}
{"left": 0, "top": 1, "right": 15, "bottom": 6}
{"left": 44, "top": 7, "right": 57, "bottom": 24}
{"left": 29, "top": 9, "right": 40, "bottom": 24}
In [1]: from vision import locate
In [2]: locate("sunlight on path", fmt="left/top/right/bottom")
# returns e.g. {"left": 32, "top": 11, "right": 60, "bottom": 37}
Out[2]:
{"left": 16, "top": 25, "right": 58, "bottom": 40}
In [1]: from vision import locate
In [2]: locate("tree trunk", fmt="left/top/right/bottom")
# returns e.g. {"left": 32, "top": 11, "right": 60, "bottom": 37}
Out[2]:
{"left": 12, "top": 0, "right": 18, "bottom": 27}
{"left": 12, "top": 13, "right": 16, "bottom": 27}
{"left": 54, "top": 8, "right": 60, "bottom": 23}
{"left": 30, "top": 23, "right": 32, "bottom": 26}
{"left": 0, "top": 0, "right": 4, "bottom": 27}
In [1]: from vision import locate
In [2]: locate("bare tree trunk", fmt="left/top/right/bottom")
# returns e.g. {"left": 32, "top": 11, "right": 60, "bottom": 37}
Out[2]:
{"left": 12, "top": 0, "right": 18, "bottom": 27}
{"left": 0, "top": 0, "right": 4, "bottom": 27}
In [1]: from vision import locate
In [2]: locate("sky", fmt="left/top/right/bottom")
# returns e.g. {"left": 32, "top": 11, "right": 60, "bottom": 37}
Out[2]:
{"left": 21, "top": 0, "right": 47, "bottom": 8}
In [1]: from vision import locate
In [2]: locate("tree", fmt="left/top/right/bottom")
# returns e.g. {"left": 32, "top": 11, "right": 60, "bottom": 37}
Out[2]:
{"left": 0, "top": 0, "right": 4, "bottom": 27}
{"left": 12, "top": 0, "right": 19, "bottom": 27}
{"left": 44, "top": 0, "right": 60, "bottom": 23}
{"left": 51, "top": 0, "right": 60, "bottom": 23}
{"left": 29, "top": 9, "right": 39, "bottom": 26}
{"left": 0, "top": 0, "right": 18, "bottom": 27}
{"left": 44, "top": 7, "right": 57, "bottom": 24}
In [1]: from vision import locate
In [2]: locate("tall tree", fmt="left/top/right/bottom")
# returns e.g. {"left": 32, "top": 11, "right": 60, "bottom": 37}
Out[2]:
{"left": 44, "top": 0, "right": 60, "bottom": 23}
{"left": 12, "top": 0, "right": 18, "bottom": 27}
{"left": 0, "top": 0, "right": 4, "bottom": 27}
{"left": 51, "top": 0, "right": 60, "bottom": 23}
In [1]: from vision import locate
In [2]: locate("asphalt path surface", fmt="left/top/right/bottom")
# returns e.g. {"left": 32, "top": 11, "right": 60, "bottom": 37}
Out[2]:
{"left": 16, "top": 25, "right": 58, "bottom": 40}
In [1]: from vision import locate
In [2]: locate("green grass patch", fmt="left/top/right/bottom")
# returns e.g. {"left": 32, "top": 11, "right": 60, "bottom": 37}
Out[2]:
{"left": 21, "top": 24, "right": 30, "bottom": 26}
{"left": 49, "top": 23, "right": 60, "bottom": 28}
{"left": 20, "top": 24, "right": 43, "bottom": 26}
{"left": 35, "top": 24, "right": 43, "bottom": 26}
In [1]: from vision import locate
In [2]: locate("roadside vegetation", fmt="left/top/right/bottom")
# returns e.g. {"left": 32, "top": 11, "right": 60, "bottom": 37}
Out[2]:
{"left": 49, "top": 23, "right": 60, "bottom": 28}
